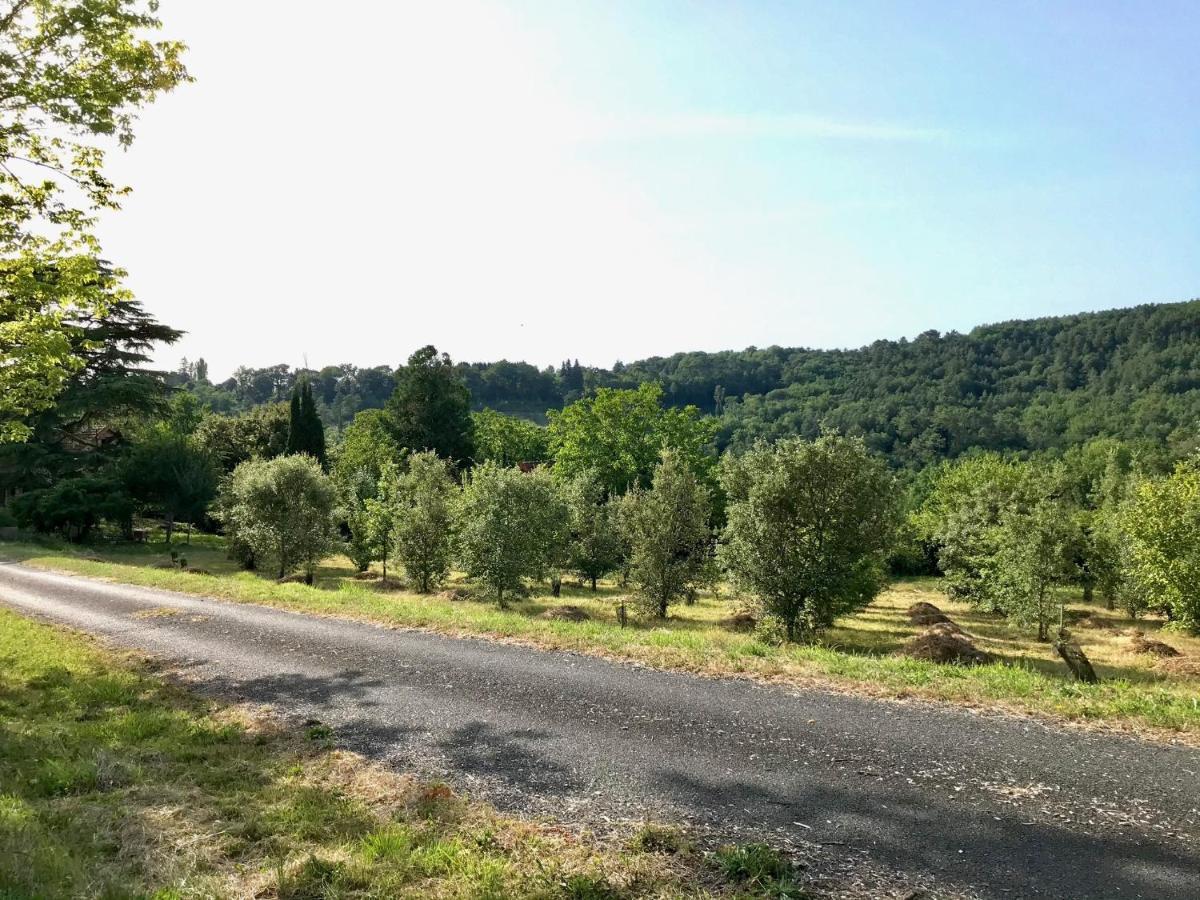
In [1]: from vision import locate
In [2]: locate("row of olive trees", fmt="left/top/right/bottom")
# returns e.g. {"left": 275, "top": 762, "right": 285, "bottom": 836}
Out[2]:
{"left": 215, "top": 433, "right": 899, "bottom": 640}
{"left": 916, "top": 452, "right": 1200, "bottom": 637}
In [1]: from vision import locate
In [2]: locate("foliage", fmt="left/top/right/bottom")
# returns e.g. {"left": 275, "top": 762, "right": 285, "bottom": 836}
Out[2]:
{"left": 361, "top": 461, "right": 402, "bottom": 581}
{"left": 194, "top": 403, "right": 290, "bottom": 472}
{"left": 471, "top": 408, "right": 549, "bottom": 466}
{"left": 0, "top": 0, "right": 189, "bottom": 440}
{"left": 985, "top": 483, "right": 1077, "bottom": 640}
{"left": 216, "top": 455, "right": 335, "bottom": 582}
{"left": 287, "top": 380, "right": 326, "bottom": 466}
{"left": 915, "top": 454, "right": 1027, "bottom": 611}
{"left": 122, "top": 425, "right": 218, "bottom": 542}
{"left": 719, "top": 434, "right": 896, "bottom": 641}
{"left": 548, "top": 383, "right": 718, "bottom": 498}
{"left": 386, "top": 345, "right": 474, "bottom": 464}
{"left": 564, "top": 472, "right": 623, "bottom": 591}
{"left": 1122, "top": 460, "right": 1200, "bottom": 632}
{"left": 454, "top": 462, "right": 569, "bottom": 605}
{"left": 393, "top": 451, "right": 457, "bottom": 592}
{"left": 335, "top": 464, "right": 378, "bottom": 573}
{"left": 332, "top": 409, "right": 403, "bottom": 485}
{"left": 11, "top": 472, "right": 132, "bottom": 540}
{"left": 618, "top": 450, "right": 711, "bottom": 618}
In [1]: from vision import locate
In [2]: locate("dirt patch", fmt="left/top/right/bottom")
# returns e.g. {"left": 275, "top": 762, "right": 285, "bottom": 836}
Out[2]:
{"left": 437, "top": 587, "right": 474, "bottom": 602}
{"left": 723, "top": 612, "right": 758, "bottom": 632}
{"left": 1154, "top": 656, "right": 1200, "bottom": 677}
{"left": 900, "top": 629, "right": 990, "bottom": 665}
{"left": 539, "top": 605, "right": 591, "bottom": 623}
{"left": 1129, "top": 632, "right": 1181, "bottom": 657}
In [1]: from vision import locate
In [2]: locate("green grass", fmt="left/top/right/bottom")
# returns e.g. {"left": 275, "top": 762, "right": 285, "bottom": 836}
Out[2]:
{"left": 4, "top": 537, "right": 1200, "bottom": 741}
{"left": 0, "top": 606, "right": 787, "bottom": 898}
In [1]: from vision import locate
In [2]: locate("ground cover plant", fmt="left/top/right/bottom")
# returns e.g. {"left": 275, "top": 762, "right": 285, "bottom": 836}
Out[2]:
{"left": 0, "top": 606, "right": 803, "bottom": 899}
{"left": 4, "top": 537, "right": 1198, "bottom": 742}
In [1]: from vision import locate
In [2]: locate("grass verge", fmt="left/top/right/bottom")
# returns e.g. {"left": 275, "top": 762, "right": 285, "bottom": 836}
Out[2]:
{"left": 3, "top": 538, "right": 1200, "bottom": 743}
{"left": 0, "top": 605, "right": 806, "bottom": 899}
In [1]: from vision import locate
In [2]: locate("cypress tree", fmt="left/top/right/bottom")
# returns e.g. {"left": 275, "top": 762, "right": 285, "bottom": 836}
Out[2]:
{"left": 287, "top": 380, "right": 327, "bottom": 467}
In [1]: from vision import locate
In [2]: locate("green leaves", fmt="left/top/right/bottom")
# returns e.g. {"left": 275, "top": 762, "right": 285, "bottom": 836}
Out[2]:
{"left": 718, "top": 434, "right": 895, "bottom": 640}
{"left": 1122, "top": 460, "right": 1200, "bottom": 632}
{"left": 0, "top": 0, "right": 189, "bottom": 440}
{"left": 547, "top": 383, "right": 717, "bottom": 498}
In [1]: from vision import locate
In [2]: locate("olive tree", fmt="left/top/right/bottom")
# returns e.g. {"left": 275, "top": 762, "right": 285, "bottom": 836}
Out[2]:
{"left": 619, "top": 450, "right": 711, "bottom": 618}
{"left": 455, "top": 462, "right": 569, "bottom": 606}
{"left": 1122, "top": 461, "right": 1200, "bottom": 632}
{"left": 394, "top": 451, "right": 457, "bottom": 592}
{"left": 718, "top": 434, "right": 895, "bottom": 641}
{"left": 217, "top": 454, "right": 336, "bottom": 583}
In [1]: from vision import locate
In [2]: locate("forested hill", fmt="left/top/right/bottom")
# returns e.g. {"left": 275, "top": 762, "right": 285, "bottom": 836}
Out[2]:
{"left": 182, "top": 299, "right": 1200, "bottom": 467}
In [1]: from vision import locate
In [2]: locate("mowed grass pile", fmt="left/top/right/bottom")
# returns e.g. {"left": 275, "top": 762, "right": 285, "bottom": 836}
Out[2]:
{"left": 4, "top": 537, "right": 1200, "bottom": 740}
{"left": 0, "top": 607, "right": 780, "bottom": 898}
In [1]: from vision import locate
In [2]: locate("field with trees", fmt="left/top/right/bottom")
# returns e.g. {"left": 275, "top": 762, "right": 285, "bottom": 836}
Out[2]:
{"left": 1, "top": 2, "right": 1199, "bottom": 896}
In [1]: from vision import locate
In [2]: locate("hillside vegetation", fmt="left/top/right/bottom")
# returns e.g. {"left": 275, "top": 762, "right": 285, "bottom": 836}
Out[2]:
{"left": 174, "top": 300, "right": 1200, "bottom": 468}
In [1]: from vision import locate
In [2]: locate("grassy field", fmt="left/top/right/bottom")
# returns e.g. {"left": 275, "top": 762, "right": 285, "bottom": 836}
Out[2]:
{"left": 3, "top": 536, "right": 1200, "bottom": 743}
{"left": 0, "top": 606, "right": 814, "bottom": 899}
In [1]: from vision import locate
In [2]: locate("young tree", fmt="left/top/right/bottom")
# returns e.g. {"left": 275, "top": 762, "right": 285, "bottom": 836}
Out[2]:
{"left": 1122, "top": 460, "right": 1200, "bottom": 632}
{"left": 913, "top": 454, "right": 1026, "bottom": 611}
{"left": 336, "top": 465, "right": 378, "bottom": 573}
{"left": 393, "top": 451, "right": 457, "bottom": 592}
{"left": 619, "top": 450, "right": 711, "bottom": 618}
{"left": 565, "top": 472, "right": 623, "bottom": 590}
{"left": 548, "top": 383, "right": 718, "bottom": 497}
{"left": 0, "top": 1, "right": 189, "bottom": 441}
{"left": 216, "top": 455, "right": 335, "bottom": 583}
{"left": 455, "top": 462, "right": 569, "bottom": 606}
{"left": 988, "top": 492, "right": 1076, "bottom": 641}
{"left": 718, "top": 434, "right": 896, "bottom": 641}
{"left": 386, "top": 345, "right": 474, "bottom": 463}
{"left": 363, "top": 461, "right": 402, "bottom": 583}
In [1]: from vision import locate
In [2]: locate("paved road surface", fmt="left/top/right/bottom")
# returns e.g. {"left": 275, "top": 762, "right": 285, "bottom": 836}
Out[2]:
{"left": 1, "top": 562, "right": 1197, "bottom": 898}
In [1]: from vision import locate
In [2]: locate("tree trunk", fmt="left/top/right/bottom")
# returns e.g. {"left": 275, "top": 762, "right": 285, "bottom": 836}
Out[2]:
{"left": 164, "top": 512, "right": 175, "bottom": 545}
{"left": 591, "top": 575, "right": 597, "bottom": 592}
{"left": 1082, "top": 582, "right": 1094, "bottom": 604}
{"left": 1055, "top": 635, "right": 1099, "bottom": 683}
{"left": 1104, "top": 589, "right": 1115, "bottom": 611}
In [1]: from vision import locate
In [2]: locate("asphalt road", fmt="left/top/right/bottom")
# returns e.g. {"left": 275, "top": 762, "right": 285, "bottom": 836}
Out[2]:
{"left": 1, "top": 562, "right": 1197, "bottom": 899}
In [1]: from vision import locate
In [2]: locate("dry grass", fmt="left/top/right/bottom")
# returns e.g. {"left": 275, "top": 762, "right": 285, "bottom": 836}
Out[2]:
{"left": 3, "top": 538, "right": 1200, "bottom": 742}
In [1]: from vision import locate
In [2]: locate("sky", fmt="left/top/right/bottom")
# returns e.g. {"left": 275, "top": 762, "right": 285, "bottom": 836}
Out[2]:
{"left": 96, "top": 1, "right": 1200, "bottom": 380}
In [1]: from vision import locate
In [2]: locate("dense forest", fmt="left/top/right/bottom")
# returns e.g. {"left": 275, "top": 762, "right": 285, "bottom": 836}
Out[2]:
{"left": 175, "top": 299, "right": 1200, "bottom": 469}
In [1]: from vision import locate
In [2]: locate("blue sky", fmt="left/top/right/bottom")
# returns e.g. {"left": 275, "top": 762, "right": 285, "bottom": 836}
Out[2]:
{"left": 99, "top": 1, "right": 1199, "bottom": 377}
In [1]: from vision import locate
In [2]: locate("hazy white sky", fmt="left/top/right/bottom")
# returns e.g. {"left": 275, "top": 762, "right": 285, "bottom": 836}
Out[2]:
{"left": 98, "top": 1, "right": 1200, "bottom": 380}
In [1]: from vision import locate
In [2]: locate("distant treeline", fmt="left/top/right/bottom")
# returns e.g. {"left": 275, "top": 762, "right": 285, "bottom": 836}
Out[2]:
{"left": 176, "top": 299, "right": 1200, "bottom": 468}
